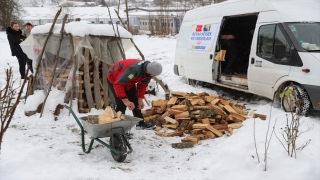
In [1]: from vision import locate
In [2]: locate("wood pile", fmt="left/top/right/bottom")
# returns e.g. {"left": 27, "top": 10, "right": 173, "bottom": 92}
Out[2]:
{"left": 87, "top": 106, "right": 125, "bottom": 124}
{"left": 142, "top": 91, "right": 251, "bottom": 147}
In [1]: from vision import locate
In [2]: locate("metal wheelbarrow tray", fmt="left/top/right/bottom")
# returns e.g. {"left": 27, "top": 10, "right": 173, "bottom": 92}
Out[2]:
{"left": 65, "top": 105, "right": 141, "bottom": 162}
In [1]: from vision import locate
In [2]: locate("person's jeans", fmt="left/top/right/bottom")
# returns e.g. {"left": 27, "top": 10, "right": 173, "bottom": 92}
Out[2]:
{"left": 220, "top": 39, "right": 237, "bottom": 74}
{"left": 107, "top": 80, "right": 143, "bottom": 119}
{"left": 15, "top": 53, "right": 33, "bottom": 79}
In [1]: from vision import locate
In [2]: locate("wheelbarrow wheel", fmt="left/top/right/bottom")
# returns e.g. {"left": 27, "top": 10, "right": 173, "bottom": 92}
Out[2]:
{"left": 110, "top": 133, "right": 127, "bottom": 162}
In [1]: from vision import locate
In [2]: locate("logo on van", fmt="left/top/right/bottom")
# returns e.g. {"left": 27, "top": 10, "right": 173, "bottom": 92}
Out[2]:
{"left": 203, "top": 24, "right": 211, "bottom": 31}
{"left": 196, "top": 25, "right": 203, "bottom": 32}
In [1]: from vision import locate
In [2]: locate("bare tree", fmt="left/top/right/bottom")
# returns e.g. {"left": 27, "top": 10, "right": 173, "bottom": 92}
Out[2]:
{"left": 0, "top": 0, "right": 23, "bottom": 31}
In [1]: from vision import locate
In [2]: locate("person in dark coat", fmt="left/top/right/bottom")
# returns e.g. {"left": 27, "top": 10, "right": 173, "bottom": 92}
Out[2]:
{"left": 107, "top": 59, "right": 163, "bottom": 130}
{"left": 6, "top": 22, "right": 33, "bottom": 79}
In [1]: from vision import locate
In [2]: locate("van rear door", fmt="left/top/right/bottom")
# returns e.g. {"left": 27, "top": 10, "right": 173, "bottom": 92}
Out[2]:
{"left": 179, "top": 18, "right": 223, "bottom": 83}
{"left": 248, "top": 23, "right": 292, "bottom": 99}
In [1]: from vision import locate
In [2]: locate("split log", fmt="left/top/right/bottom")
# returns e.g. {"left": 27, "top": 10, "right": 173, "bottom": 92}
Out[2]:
{"left": 212, "top": 124, "right": 228, "bottom": 130}
{"left": 204, "top": 95, "right": 218, "bottom": 103}
{"left": 231, "top": 105, "right": 247, "bottom": 115}
{"left": 172, "top": 142, "right": 194, "bottom": 149}
{"left": 223, "top": 105, "right": 237, "bottom": 114}
{"left": 192, "top": 123, "right": 208, "bottom": 129}
{"left": 162, "top": 124, "right": 178, "bottom": 129}
{"left": 226, "top": 127, "right": 233, "bottom": 135}
{"left": 219, "top": 99, "right": 230, "bottom": 106}
{"left": 177, "top": 120, "right": 190, "bottom": 131}
{"left": 167, "top": 96, "right": 178, "bottom": 107}
{"left": 175, "top": 111, "right": 189, "bottom": 119}
{"left": 209, "top": 105, "right": 227, "bottom": 119}
{"left": 144, "top": 115, "right": 157, "bottom": 123}
{"left": 156, "top": 131, "right": 184, "bottom": 137}
{"left": 181, "top": 136, "right": 199, "bottom": 145}
{"left": 253, "top": 113, "right": 267, "bottom": 120}
{"left": 228, "top": 122, "right": 243, "bottom": 129}
{"left": 171, "top": 105, "right": 186, "bottom": 111}
{"left": 205, "top": 131, "right": 216, "bottom": 139}
{"left": 167, "top": 108, "right": 184, "bottom": 115}
{"left": 171, "top": 91, "right": 187, "bottom": 97}
{"left": 185, "top": 120, "right": 195, "bottom": 130}
{"left": 193, "top": 106, "right": 210, "bottom": 110}
{"left": 229, "top": 112, "right": 247, "bottom": 121}
{"left": 161, "top": 110, "right": 171, "bottom": 118}
{"left": 210, "top": 99, "right": 220, "bottom": 105}
{"left": 87, "top": 115, "right": 99, "bottom": 124}
{"left": 152, "top": 99, "right": 167, "bottom": 107}
{"left": 191, "top": 129, "right": 203, "bottom": 135}
{"left": 202, "top": 118, "right": 210, "bottom": 125}
{"left": 154, "top": 103, "right": 167, "bottom": 114}
{"left": 142, "top": 109, "right": 156, "bottom": 117}
{"left": 164, "top": 116, "right": 178, "bottom": 124}
{"left": 206, "top": 125, "right": 223, "bottom": 137}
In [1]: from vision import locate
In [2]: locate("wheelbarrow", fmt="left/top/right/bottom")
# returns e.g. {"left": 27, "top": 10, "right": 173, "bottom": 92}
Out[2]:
{"left": 65, "top": 105, "right": 142, "bottom": 162}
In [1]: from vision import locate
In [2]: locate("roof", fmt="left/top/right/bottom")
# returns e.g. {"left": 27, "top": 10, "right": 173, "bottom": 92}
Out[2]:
{"left": 21, "top": 7, "right": 127, "bottom": 21}
{"left": 31, "top": 22, "right": 132, "bottom": 38}
{"left": 183, "top": 0, "right": 320, "bottom": 22}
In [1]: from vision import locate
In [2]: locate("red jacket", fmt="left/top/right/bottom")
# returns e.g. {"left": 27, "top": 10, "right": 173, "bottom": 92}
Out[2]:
{"left": 107, "top": 59, "right": 152, "bottom": 99}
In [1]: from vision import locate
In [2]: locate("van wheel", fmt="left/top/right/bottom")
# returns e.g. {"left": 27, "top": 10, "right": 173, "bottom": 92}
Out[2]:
{"left": 188, "top": 79, "right": 197, "bottom": 87}
{"left": 281, "top": 84, "right": 310, "bottom": 116}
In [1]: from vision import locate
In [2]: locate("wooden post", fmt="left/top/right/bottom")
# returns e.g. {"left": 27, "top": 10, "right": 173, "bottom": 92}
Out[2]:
{"left": 93, "top": 38, "right": 102, "bottom": 109}
{"left": 68, "top": 33, "right": 77, "bottom": 115}
{"left": 31, "top": 8, "right": 62, "bottom": 93}
{"left": 40, "top": 14, "right": 68, "bottom": 118}
{"left": 84, "top": 48, "right": 95, "bottom": 110}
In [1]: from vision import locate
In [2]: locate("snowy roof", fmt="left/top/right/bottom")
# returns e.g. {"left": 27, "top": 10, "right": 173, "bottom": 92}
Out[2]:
{"left": 31, "top": 22, "right": 132, "bottom": 38}
{"left": 21, "top": 7, "right": 127, "bottom": 21}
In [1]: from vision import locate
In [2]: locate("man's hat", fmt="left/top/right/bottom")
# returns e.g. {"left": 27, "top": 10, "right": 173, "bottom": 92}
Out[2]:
{"left": 147, "top": 61, "right": 162, "bottom": 76}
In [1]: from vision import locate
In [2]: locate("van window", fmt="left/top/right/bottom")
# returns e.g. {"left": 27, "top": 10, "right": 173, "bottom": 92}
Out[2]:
{"left": 274, "top": 25, "right": 291, "bottom": 62}
{"left": 257, "top": 24, "right": 276, "bottom": 55}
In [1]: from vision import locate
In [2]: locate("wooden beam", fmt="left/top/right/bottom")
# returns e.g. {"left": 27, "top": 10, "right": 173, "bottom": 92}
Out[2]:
{"left": 83, "top": 48, "right": 95, "bottom": 110}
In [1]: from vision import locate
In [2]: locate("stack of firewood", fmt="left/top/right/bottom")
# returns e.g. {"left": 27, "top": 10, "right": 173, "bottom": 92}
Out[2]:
{"left": 142, "top": 91, "right": 266, "bottom": 148}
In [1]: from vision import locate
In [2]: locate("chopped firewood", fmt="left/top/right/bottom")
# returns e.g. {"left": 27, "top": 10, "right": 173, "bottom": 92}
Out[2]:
{"left": 181, "top": 136, "right": 199, "bottom": 145}
{"left": 193, "top": 106, "right": 210, "bottom": 110}
{"left": 190, "top": 110, "right": 201, "bottom": 115}
{"left": 249, "top": 111, "right": 256, "bottom": 116}
{"left": 175, "top": 111, "right": 189, "bottom": 119}
{"left": 228, "top": 122, "right": 243, "bottom": 129}
{"left": 206, "top": 125, "right": 223, "bottom": 137}
{"left": 167, "top": 108, "right": 184, "bottom": 115}
{"left": 104, "top": 106, "right": 115, "bottom": 119}
{"left": 191, "top": 129, "right": 203, "bottom": 135}
{"left": 220, "top": 119, "right": 227, "bottom": 124}
{"left": 87, "top": 115, "right": 99, "bottom": 124}
{"left": 219, "top": 99, "right": 230, "bottom": 106}
{"left": 210, "top": 98, "right": 220, "bottom": 105}
{"left": 223, "top": 105, "right": 237, "bottom": 113}
{"left": 208, "top": 118, "right": 215, "bottom": 124}
{"left": 192, "top": 123, "right": 208, "bottom": 129}
{"left": 185, "top": 120, "right": 195, "bottom": 130}
{"left": 161, "top": 110, "right": 171, "bottom": 118}
{"left": 237, "top": 103, "right": 246, "bottom": 109}
{"left": 253, "top": 113, "right": 267, "bottom": 120}
{"left": 98, "top": 115, "right": 121, "bottom": 124}
{"left": 154, "top": 126, "right": 162, "bottom": 131}
{"left": 190, "top": 99, "right": 200, "bottom": 106}
{"left": 202, "top": 118, "right": 210, "bottom": 125}
{"left": 231, "top": 105, "right": 247, "bottom": 115}
{"left": 171, "top": 105, "right": 186, "bottom": 111}
{"left": 171, "top": 91, "right": 187, "bottom": 97}
{"left": 218, "top": 129, "right": 226, "bottom": 134}
{"left": 167, "top": 131, "right": 184, "bottom": 137}
{"left": 152, "top": 99, "right": 167, "bottom": 107}
{"left": 204, "top": 95, "right": 218, "bottom": 103}
{"left": 116, "top": 111, "right": 122, "bottom": 118}
{"left": 218, "top": 103, "right": 224, "bottom": 109}
{"left": 162, "top": 124, "right": 178, "bottom": 129}
{"left": 142, "top": 109, "right": 156, "bottom": 117}
{"left": 164, "top": 116, "right": 178, "bottom": 124}
{"left": 199, "top": 109, "right": 216, "bottom": 118}
{"left": 177, "top": 120, "right": 190, "bottom": 131}
{"left": 144, "top": 115, "right": 157, "bottom": 123}
{"left": 226, "top": 127, "right": 233, "bottom": 135}
{"left": 155, "top": 103, "right": 167, "bottom": 114}
{"left": 193, "top": 134, "right": 207, "bottom": 140}
{"left": 215, "top": 115, "right": 222, "bottom": 119}
{"left": 196, "top": 99, "right": 206, "bottom": 106}
{"left": 185, "top": 99, "right": 193, "bottom": 111}
{"left": 205, "top": 131, "right": 216, "bottom": 139}
{"left": 212, "top": 123, "right": 228, "bottom": 130}
{"left": 167, "top": 96, "right": 178, "bottom": 107}
{"left": 210, "top": 105, "right": 227, "bottom": 119}
{"left": 172, "top": 142, "right": 194, "bottom": 149}
{"left": 229, "top": 112, "right": 247, "bottom": 121}
{"left": 197, "top": 92, "right": 208, "bottom": 96}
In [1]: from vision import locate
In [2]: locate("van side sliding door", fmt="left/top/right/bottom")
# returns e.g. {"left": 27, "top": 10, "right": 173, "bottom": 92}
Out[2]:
{"left": 248, "top": 23, "right": 293, "bottom": 99}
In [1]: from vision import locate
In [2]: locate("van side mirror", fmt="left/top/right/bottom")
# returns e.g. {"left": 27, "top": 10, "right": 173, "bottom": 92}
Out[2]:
{"left": 274, "top": 44, "right": 286, "bottom": 59}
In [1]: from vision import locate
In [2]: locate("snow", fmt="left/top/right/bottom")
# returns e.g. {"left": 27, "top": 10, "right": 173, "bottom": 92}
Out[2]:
{"left": 31, "top": 22, "right": 133, "bottom": 38}
{"left": 0, "top": 32, "right": 320, "bottom": 180}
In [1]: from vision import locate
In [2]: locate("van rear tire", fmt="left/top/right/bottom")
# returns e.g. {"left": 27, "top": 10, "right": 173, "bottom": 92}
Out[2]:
{"left": 188, "top": 79, "right": 197, "bottom": 87}
{"left": 281, "top": 84, "right": 310, "bottom": 116}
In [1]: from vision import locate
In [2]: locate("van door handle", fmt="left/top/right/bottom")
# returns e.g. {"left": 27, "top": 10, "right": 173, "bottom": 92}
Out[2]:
{"left": 210, "top": 54, "right": 213, "bottom": 59}
{"left": 251, "top": 58, "right": 255, "bottom": 64}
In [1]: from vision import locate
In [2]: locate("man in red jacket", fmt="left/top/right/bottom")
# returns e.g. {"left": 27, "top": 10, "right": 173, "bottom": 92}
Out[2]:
{"left": 108, "top": 59, "right": 163, "bottom": 130}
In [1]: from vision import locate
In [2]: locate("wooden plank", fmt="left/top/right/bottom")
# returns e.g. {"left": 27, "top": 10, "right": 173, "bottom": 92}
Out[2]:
{"left": 192, "top": 123, "right": 208, "bottom": 129}
{"left": 93, "top": 59, "right": 101, "bottom": 109}
{"left": 167, "top": 96, "right": 178, "bottom": 107}
{"left": 102, "top": 63, "right": 109, "bottom": 108}
{"left": 228, "top": 122, "right": 243, "bottom": 129}
{"left": 206, "top": 125, "right": 223, "bottom": 137}
{"left": 83, "top": 48, "right": 94, "bottom": 110}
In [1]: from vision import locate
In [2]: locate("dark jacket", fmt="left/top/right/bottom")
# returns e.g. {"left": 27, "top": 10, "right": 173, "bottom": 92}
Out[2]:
{"left": 107, "top": 59, "right": 152, "bottom": 99}
{"left": 6, "top": 27, "right": 26, "bottom": 56}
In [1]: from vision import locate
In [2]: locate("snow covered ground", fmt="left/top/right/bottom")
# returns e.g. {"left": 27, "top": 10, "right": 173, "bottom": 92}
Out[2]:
{"left": 0, "top": 32, "right": 319, "bottom": 180}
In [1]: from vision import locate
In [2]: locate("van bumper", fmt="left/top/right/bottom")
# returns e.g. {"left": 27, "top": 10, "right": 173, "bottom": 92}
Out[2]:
{"left": 303, "top": 84, "right": 320, "bottom": 111}
{"left": 174, "top": 64, "right": 179, "bottom": 76}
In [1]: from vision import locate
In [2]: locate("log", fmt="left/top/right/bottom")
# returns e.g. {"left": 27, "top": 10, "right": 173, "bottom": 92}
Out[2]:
{"left": 226, "top": 127, "right": 233, "bottom": 135}
{"left": 223, "top": 105, "right": 237, "bottom": 114}
{"left": 185, "top": 120, "right": 195, "bottom": 130}
{"left": 253, "top": 113, "right": 267, "bottom": 120}
{"left": 161, "top": 110, "right": 171, "bottom": 118}
{"left": 210, "top": 105, "right": 227, "bottom": 119}
{"left": 193, "top": 134, "right": 207, "bottom": 140}
{"left": 210, "top": 99, "right": 220, "bottom": 105}
{"left": 177, "top": 120, "right": 190, "bottom": 131}
{"left": 191, "top": 129, "right": 203, "bottom": 135}
{"left": 171, "top": 105, "right": 186, "bottom": 111}
{"left": 162, "top": 124, "right": 178, "bottom": 129}
{"left": 204, "top": 95, "right": 218, "bottom": 103}
{"left": 144, "top": 115, "right": 157, "bottom": 123}
{"left": 206, "top": 125, "right": 223, "bottom": 137}
{"left": 142, "top": 109, "right": 156, "bottom": 117}
{"left": 164, "top": 116, "right": 178, "bottom": 124}
{"left": 229, "top": 112, "right": 247, "bottom": 121}
{"left": 172, "top": 142, "right": 194, "bottom": 149}
{"left": 205, "top": 131, "right": 216, "bottom": 139}
{"left": 219, "top": 99, "right": 230, "bottom": 106}
{"left": 152, "top": 99, "right": 167, "bottom": 107}
{"left": 171, "top": 91, "right": 187, "bottom": 97}
{"left": 209, "top": 118, "right": 216, "bottom": 124}
{"left": 231, "top": 105, "right": 247, "bottom": 115}
{"left": 181, "top": 136, "right": 199, "bottom": 145}
{"left": 155, "top": 103, "right": 167, "bottom": 114}
{"left": 167, "top": 96, "right": 178, "bottom": 107}
{"left": 192, "top": 123, "right": 208, "bottom": 129}
{"left": 175, "top": 111, "right": 189, "bottom": 119}
{"left": 228, "top": 122, "right": 243, "bottom": 129}
{"left": 167, "top": 108, "right": 184, "bottom": 115}
{"left": 193, "top": 106, "right": 210, "bottom": 110}
{"left": 202, "top": 118, "right": 210, "bottom": 125}
{"left": 212, "top": 124, "right": 228, "bottom": 130}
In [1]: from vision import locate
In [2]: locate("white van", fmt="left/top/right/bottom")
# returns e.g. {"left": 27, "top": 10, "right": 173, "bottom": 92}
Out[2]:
{"left": 174, "top": 0, "right": 320, "bottom": 115}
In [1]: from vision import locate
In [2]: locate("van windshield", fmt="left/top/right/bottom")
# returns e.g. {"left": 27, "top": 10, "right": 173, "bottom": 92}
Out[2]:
{"left": 286, "top": 23, "right": 320, "bottom": 51}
